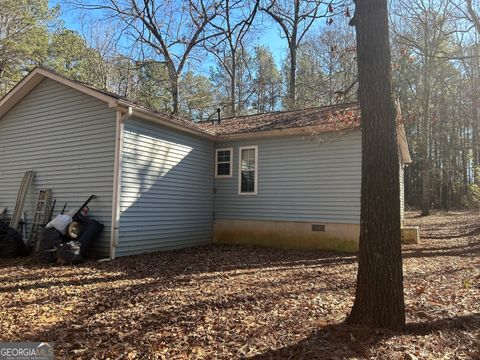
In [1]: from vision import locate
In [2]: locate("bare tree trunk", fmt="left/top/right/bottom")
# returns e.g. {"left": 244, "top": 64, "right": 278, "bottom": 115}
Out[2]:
{"left": 328, "top": 56, "right": 334, "bottom": 104}
{"left": 287, "top": 0, "right": 300, "bottom": 109}
{"left": 231, "top": 54, "right": 237, "bottom": 116}
{"left": 421, "top": 118, "right": 430, "bottom": 214}
{"left": 463, "top": 123, "right": 469, "bottom": 203}
{"left": 261, "top": 0, "right": 322, "bottom": 110}
{"left": 467, "top": 0, "right": 480, "bottom": 34}
{"left": 473, "top": 43, "right": 480, "bottom": 181}
{"left": 346, "top": 0, "right": 405, "bottom": 330}
{"left": 288, "top": 47, "right": 297, "bottom": 109}
{"left": 421, "top": 29, "right": 431, "bottom": 216}
{"left": 0, "top": 64, "right": 6, "bottom": 96}
{"left": 170, "top": 71, "right": 180, "bottom": 115}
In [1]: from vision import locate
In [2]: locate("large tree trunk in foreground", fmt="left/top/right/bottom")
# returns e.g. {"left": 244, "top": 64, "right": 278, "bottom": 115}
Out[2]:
{"left": 346, "top": 0, "right": 406, "bottom": 329}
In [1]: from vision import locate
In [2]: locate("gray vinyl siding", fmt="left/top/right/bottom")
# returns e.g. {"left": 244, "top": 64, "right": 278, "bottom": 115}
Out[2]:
{"left": 214, "top": 130, "right": 362, "bottom": 224}
{"left": 117, "top": 118, "right": 214, "bottom": 256}
{"left": 0, "top": 78, "right": 116, "bottom": 257}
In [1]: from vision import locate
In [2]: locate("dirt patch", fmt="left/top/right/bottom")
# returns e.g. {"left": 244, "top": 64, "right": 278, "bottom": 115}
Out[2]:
{"left": 0, "top": 211, "right": 478, "bottom": 359}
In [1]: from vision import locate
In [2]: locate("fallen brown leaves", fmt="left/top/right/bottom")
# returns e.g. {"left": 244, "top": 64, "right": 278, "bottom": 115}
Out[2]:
{"left": 0, "top": 211, "right": 479, "bottom": 359}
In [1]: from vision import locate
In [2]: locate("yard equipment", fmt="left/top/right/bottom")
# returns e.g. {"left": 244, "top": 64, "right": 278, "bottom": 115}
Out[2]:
{"left": 46, "top": 214, "right": 73, "bottom": 235}
{"left": 73, "top": 195, "right": 97, "bottom": 219}
{"left": 67, "top": 221, "right": 81, "bottom": 239}
{"left": 65, "top": 195, "right": 103, "bottom": 258}
{"left": 29, "top": 189, "right": 52, "bottom": 246}
{"left": 10, "top": 170, "right": 35, "bottom": 231}
{"left": 35, "top": 195, "right": 102, "bottom": 264}
{"left": 67, "top": 195, "right": 97, "bottom": 239}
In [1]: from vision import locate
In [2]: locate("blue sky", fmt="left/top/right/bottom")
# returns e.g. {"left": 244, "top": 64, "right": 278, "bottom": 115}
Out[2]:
{"left": 48, "top": 0, "right": 320, "bottom": 73}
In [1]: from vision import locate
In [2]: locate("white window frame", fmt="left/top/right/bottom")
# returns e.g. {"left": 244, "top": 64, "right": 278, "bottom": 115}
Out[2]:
{"left": 215, "top": 148, "right": 233, "bottom": 178}
{"left": 238, "top": 145, "right": 258, "bottom": 195}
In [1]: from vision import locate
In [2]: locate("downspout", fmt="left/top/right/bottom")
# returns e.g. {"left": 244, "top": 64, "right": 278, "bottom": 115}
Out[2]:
{"left": 110, "top": 106, "right": 132, "bottom": 259}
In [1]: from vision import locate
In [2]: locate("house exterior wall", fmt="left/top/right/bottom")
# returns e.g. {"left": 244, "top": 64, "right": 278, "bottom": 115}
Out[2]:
{"left": 0, "top": 78, "right": 116, "bottom": 257}
{"left": 213, "top": 130, "right": 362, "bottom": 251}
{"left": 117, "top": 118, "right": 214, "bottom": 256}
{"left": 215, "top": 130, "right": 362, "bottom": 223}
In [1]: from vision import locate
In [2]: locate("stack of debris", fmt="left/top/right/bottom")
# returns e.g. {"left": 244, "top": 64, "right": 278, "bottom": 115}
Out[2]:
{"left": 36, "top": 195, "right": 104, "bottom": 264}
{"left": 0, "top": 220, "right": 30, "bottom": 257}
{"left": 0, "top": 171, "right": 104, "bottom": 264}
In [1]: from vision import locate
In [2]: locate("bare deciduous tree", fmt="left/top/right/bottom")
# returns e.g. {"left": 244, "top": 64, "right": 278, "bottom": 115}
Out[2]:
{"left": 260, "top": 0, "right": 345, "bottom": 109}
{"left": 72, "top": 0, "right": 222, "bottom": 114}
{"left": 466, "top": 0, "right": 480, "bottom": 34}
{"left": 205, "top": 0, "right": 260, "bottom": 116}
{"left": 393, "top": 0, "right": 457, "bottom": 216}
{"left": 252, "top": 45, "right": 281, "bottom": 113}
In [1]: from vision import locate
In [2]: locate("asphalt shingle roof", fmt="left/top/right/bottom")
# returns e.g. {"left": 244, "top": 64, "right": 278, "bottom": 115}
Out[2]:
{"left": 196, "top": 103, "right": 360, "bottom": 136}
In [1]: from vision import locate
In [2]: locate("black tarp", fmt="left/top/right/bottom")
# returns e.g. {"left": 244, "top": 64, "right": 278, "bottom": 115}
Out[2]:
{"left": 74, "top": 214, "right": 104, "bottom": 257}
{"left": 0, "top": 220, "right": 29, "bottom": 257}
{"left": 35, "top": 228, "right": 64, "bottom": 263}
{"left": 57, "top": 241, "right": 83, "bottom": 264}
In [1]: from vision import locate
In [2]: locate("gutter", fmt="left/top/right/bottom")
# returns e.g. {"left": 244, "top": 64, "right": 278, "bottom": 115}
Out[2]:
{"left": 215, "top": 126, "right": 360, "bottom": 141}
{"left": 109, "top": 106, "right": 132, "bottom": 259}
{"left": 115, "top": 100, "right": 217, "bottom": 141}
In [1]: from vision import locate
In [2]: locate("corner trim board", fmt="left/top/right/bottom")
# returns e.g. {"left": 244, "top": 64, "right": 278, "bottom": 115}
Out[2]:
{"left": 110, "top": 108, "right": 128, "bottom": 259}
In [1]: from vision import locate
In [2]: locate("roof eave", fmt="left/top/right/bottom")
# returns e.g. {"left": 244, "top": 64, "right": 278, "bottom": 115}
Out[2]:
{"left": 215, "top": 125, "right": 360, "bottom": 141}
{"left": 0, "top": 70, "right": 44, "bottom": 119}
{"left": 117, "top": 103, "right": 216, "bottom": 140}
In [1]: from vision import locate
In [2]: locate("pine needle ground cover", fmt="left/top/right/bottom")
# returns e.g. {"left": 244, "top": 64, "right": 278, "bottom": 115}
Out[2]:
{"left": 0, "top": 212, "right": 478, "bottom": 359}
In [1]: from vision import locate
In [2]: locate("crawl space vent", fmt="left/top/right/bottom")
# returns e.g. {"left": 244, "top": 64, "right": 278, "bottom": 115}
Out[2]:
{"left": 311, "top": 224, "right": 326, "bottom": 232}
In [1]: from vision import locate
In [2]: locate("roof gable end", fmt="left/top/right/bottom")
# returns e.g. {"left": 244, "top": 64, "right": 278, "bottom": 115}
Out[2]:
{"left": 0, "top": 68, "right": 119, "bottom": 120}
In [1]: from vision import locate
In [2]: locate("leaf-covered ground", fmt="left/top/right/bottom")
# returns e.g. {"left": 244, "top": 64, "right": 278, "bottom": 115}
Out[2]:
{"left": 0, "top": 211, "right": 479, "bottom": 359}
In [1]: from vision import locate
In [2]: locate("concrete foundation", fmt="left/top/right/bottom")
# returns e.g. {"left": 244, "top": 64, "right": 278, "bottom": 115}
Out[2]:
{"left": 401, "top": 226, "right": 420, "bottom": 244}
{"left": 214, "top": 219, "right": 360, "bottom": 252}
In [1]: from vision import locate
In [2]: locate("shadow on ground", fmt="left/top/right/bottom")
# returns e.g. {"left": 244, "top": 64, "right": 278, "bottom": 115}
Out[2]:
{"left": 252, "top": 314, "right": 480, "bottom": 359}
{"left": 0, "top": 211, "right": 478, "bottom": 358}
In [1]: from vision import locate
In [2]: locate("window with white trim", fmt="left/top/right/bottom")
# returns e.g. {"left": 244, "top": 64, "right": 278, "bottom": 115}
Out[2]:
{"left": 215, "top": 148, "right": 233, "bottom": 177}
{"left": 238, "top": 145, "right": 258, "bottom": 195}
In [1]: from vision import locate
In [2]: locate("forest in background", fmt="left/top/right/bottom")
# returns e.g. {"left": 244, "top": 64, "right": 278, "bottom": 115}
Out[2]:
{"left": 0, "top": 0, "right": 479, "bottom": 213}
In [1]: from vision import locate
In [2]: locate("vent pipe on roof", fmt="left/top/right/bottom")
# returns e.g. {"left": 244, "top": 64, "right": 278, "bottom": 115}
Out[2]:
{"left": 217, "top": 108, "right": 221, "bottom": 124}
